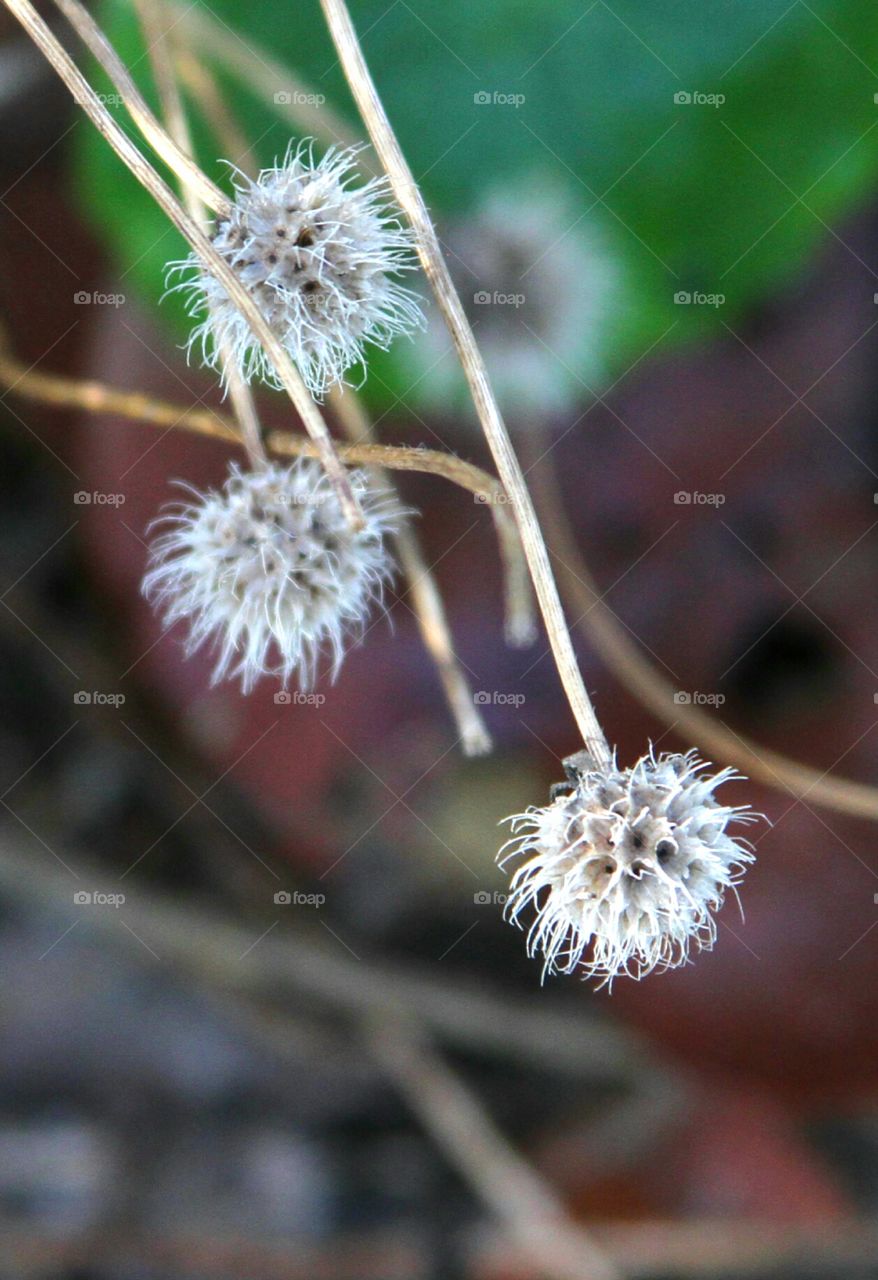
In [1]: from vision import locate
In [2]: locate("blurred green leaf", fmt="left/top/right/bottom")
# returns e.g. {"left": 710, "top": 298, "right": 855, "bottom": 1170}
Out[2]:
{"left": 74, "top": 0, "right": 878, "bottom": 414}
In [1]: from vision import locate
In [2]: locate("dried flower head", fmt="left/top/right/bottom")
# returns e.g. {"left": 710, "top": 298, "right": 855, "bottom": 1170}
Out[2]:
{"left": 414, "top": 177, "right": 616, "bottom": 418}
{"left": 499, "top": 749, "right": 756, "bottom": 985}
{"left": 143, "top": 457, "right": 402, "bottom": 692}
{"left": 167, "top": 142, "right": 424, "bottom": 398}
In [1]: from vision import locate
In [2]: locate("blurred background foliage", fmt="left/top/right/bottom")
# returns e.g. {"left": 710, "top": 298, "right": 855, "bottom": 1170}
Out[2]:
{"left": 76, "top": 0, "right": 878, "bottom": 412}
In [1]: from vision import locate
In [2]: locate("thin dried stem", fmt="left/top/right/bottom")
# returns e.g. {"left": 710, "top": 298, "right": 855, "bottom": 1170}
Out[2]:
{"left": 367, "top": 1016, "right": 621, "bottom": 1280}
{"left": 132, "top": 0, "right": 266, "bottom": 470}
{"left": 331, "top": 386, "right": 492, "bottom": 756}
{"left": 171, "top": 1, "right": 364, "bottom": 159}
{"left": 529, "top": 441, "right": 878, "bottom": 823}
{"left": 318, "top": 0, "right": 610, "bottom": 766}
{"left": 3, "top": 0, "right": 362, "bottom": 527}
{"left": 172, "top": 46, "right": 254, "bottom": 170}
{"left": 0, "top": 339, "right": 531, "bottom": 611}
{"left": 49, "top": 0, "right": 231, "bottom": 217}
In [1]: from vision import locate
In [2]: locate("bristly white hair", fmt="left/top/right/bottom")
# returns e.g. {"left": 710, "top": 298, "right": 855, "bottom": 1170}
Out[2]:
{"left": 166, "top": 140, "right": 424, "bottom": 399}
{"left": 499, "top": 748, "right": 758, "bottom": 986}
{"left": 143, "top": 457, "right": 403, "bottom": 693}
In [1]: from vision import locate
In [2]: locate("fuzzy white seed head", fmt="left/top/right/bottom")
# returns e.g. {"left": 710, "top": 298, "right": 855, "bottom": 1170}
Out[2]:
{"left": 499, "top": 749, "right": 757, "bottom": 986}
{"left": 143, "top": 458, "right": 402, "bottom": 692}
{"left": 167, "top": 142, "right": 424, "bottom": 398}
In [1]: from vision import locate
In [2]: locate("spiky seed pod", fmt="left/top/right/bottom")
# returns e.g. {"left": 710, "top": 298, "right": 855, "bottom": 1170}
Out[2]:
{"left": 143, "top": 457, "right": 402, "bottom": 693}
{"left": 499, "top": 749, "right": 757, "bottom": 985}
{"left": 166, "top": 142, "right": 424, "bottom": 398}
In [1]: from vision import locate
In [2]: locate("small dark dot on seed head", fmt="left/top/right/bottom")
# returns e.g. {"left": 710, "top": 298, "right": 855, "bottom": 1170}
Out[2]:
{"left": 276, "top": 227, "right": 286, "bottom": 237}
{"left": 296, "top": 228, "right": 314, "bottom": 248}
{"left": 302, "top": 280, "right": 319, "bottom": 294}
{"left": 604, "top": 863, "right": 614, "bottom": 874}
{"left": 267, "top": 253, "right": 278, "bottom": 265}
{"left": 656, "top": 840, "right": 674, "bottom": 864}
{"left": 632, "top": 833, "right": 644, "bottom": 850}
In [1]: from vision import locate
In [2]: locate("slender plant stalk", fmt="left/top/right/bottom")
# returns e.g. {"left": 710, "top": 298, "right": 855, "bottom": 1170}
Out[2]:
{"left": 318, "top": 0, "right": 611, "bottom": 766}
{"left": 0, "top": 336, "right": 535, "bottom": 631}
{"left": 4, "top": 0, "right": 363, "bottom": 529}
{"left": 171, "top": 0, "right": 365, "bottom": 160}
{"left": 162, "top": 19, "right": 523, "bottom": 748}
{"left": 331, "top": 387, "right": 492, "bottom": 755}
{"left": 367, "top": 1017, "right": 621, "bottom": 1280}
{"left": 527, "top": 442, "right": 878, "bottom": 821}
{"left": 131, "top": 0, "right": 266, "bottom": 470}
{"left": 172, "top": 46, "right": 254, "bottom": 171}
{"left": 50, "top": 0, "right": 231, "bottom": 217}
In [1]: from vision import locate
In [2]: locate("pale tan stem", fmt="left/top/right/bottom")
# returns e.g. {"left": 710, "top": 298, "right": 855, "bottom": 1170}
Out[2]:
{"left": 529, "top": 442, "right": 878, "bottom": 822}
{"left": 49, "top": 0, "right": 231, "bottom": 216}
{"left": 368, "top": 1017, "right": 621, "bottom": 1280}
{"left": 171, "top": 1, "right": 365, "bottom": 160}
{"left": 172, "top": 46, "right": 254, "bottom": 170}
{"left": 331, "top": 386, "right": 492, "bottom": 756}
{"left": 318, "top": 0, "right": 610, "bottom": 766}
{"left": 0, "top": 344, "right": 533, "bottom": 608}
{"left": 132, "top": 0, "right": 266, "bottom": 470}
{"left": 3, "top": 0, "right": 362, "bottom": 527}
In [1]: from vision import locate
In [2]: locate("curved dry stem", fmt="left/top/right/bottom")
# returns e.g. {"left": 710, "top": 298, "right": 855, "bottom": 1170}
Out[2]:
{"left": 50, "top": 0, "right": 231, "bottom": 217}
{"left": 331, "top": 386, "right": 492, "bottom": 756}
{"left": 4, "top": 0, "right": 361, "bottom": 527}
{"left": 317, "top": 0, "right": 610, "bottom": 767}
{"left": 529, "top": 444, "right": 878, "bottom": 823}
{"left": 0, "top": 342, "right": 530, "bottom": 630}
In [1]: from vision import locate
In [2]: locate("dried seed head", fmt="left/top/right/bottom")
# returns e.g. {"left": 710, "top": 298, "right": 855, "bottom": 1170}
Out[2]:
{"left": 142, "top": 458, "right": 402, "bottom": 692}
{"left": 167, "top": 142, "right": 424, "bottom": 398}
{"left": 499, "top": 749, "right": 757, "bottom": 985}
{"left": 415, "top": 178, "right": 616, "bottom": 417}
